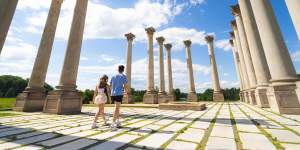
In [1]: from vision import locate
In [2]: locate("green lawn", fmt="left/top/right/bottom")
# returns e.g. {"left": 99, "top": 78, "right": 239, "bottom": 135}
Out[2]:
{"left": 0, "top": 98, "right": 16, "bottom": 111}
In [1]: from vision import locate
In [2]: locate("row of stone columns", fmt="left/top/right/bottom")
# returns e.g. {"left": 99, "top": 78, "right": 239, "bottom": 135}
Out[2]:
{"left": 229, "top": 0, "right": 300, "bottom": 114}
{"left": 14, "top": 0, "right": 88, "bottom": 114}
{"left": 143, "top": 27, "right": 176, "bottom": 104}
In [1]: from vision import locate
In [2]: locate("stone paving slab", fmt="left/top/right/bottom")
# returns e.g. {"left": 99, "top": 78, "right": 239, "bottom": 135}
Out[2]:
{"left": 166, "top": 140, "right": 198, "bottom": 150}
{"left": 0, "top": 103, "right": 299, "bottom": 150}
{"left": 239, "top": 132, "right": 276, "bottom": 150}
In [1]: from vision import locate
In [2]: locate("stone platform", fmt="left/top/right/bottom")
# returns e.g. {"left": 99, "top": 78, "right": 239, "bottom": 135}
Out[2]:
{"left": 0, "top": 102, "right": 299, "bottom": 150}
{"left": 158, "top": 102, "right": 206, "bottom": 111}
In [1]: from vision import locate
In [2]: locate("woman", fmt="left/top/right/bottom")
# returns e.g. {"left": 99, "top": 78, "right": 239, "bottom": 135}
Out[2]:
{"left": 92, "top": 75, "right": 110, "bottom": 129}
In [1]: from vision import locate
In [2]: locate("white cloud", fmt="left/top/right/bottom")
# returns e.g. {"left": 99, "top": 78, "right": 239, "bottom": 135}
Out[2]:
{"left": 156, "top": 27, "right": 209, "bottom": 51}
{"left": 15, "top": 0, "right": 209, "bottom": 46}
{"left": 78, "top": 55, "right": 210, "bottom": 92}
{"left": 291, "top": 51, "right": 300, "bottom": 62}
{"left": 215, "top": 39, "right": 231, "bottom": 51}
{"left": 0, "top": 40, "right": 37, "bottom": 77}
{"left": 189, "top": 0, "right": 206, "bottom": 5}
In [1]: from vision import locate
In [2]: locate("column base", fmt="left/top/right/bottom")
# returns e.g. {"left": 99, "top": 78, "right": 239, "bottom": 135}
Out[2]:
{"left": 123, "top": 94, "right": 134, "bottom": 104}
{"left": 143, "top": 91, "right": 158, "bottom": 104}
{"left": 267, "top": 84, "right": 300, "bottom": 114}
{"left": 255, "top": 87, "right": 270, "bottom": 108}
{"left": 213, "top": 91, "right": 224, "bottom": 102}
{"left": 239, "top": 92, "right": 244, "bottom": 102}
{"left": 166, "top": 94, "right": 175, "bottom": 102}
{"left": 187, "top": 92, "right": 198, "bottom": 102}
{"left": 244, "top": 91, "right": 250, "bottom": 103}
{"left": 158, "top": 92, "right": 169, "bottom": 103}
{"left": 248, "top": 90, "right": 257, "bottom": 105}
{"left": 43, "top": 89, "right": 82, "bottom": 114}
{"left": 14, "top": 88, "right": 45, "bottom": 112}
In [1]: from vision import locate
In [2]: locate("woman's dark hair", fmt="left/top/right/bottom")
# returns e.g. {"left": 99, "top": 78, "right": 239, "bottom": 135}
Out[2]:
{"left": 98, "top": 75, "right": 108, "bottom": 88}
{"left": 118, "top": 65, "right": 125, "bottom": 73}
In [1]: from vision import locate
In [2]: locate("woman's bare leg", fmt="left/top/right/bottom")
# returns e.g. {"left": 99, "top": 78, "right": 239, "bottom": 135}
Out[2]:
{"left": 93, "top": 104, "right": 101, "bottom": 123}
{"left": 99, "top": 103, "right": 105, "bottom": 121}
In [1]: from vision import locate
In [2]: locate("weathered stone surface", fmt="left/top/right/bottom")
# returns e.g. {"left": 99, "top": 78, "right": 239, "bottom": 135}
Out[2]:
{"left": 282, "top": 143, "right": 300, "bottom": 150}
{"left": 265, "top": 129, "right": 300, "bottom": 143}
{"left": 166, "top": 140, "right": 197, "bottom": 150}
{"left": 88, "top": 134, "right": 140, "bottom": 150}
{"left": 136, "top": 132, "right": 174, "bottom": 149}
{"left": 240, "top": 132, "right": 276, "bottom": 150}
{"left": 176, "top": 128, "right": 204, "bottom": 143}
{"left": 205, "top": 137, "right": 236, "bottom": 150}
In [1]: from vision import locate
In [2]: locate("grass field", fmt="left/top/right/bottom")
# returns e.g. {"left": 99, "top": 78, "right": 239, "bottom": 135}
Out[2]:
{"left": 0, "top": 98, "right": 16, "bottom": 111}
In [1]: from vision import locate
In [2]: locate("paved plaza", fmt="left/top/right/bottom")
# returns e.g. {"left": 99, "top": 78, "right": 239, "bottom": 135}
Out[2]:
{"left": 0, "top": 102, "right": 299, "bottom": 150}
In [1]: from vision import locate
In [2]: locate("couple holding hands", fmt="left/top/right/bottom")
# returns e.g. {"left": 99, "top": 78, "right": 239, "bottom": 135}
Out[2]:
{"left": 92, "top": 65, "right": 128, "bottom": 129}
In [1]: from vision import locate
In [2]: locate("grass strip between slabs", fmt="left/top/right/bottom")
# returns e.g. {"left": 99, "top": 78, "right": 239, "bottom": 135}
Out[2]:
{"left": 236, "top": 104, "right": 285, "bottom": 150}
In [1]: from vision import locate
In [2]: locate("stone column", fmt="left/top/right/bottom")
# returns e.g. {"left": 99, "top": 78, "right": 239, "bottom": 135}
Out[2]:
{"left": 156, "top": 36, "right": 168, "bottom": 103}
{"left": 184, "top": 40, "right": 198, "bottom": 102}
{"left": 250, "top": 0, "right": 300, "bottom": 114}
{"left": 44, "top": 0, "right": 88, "bottom": 114}
{"left": 143, "top": 27, "right": 158, "bottom": 104}
{"left": 0, "top": 0, "right": 18, "bottom": 54}
{"left": 14, "top": 0, "right": 63, "bottom": 112}
{"left": 231, "top": 5, "right": 257, "bottom": 105}
{"left": 229, "top": 38, "right": 245, "bottom": 102}
{"left": 123, "top": 33, "right": 135, "bottom": 104}
{"left": 285, "top": 0, "right": 300, "bottom": 40}
{"left": 238, "top": 0, "right": 272, "bottom": 108}
{"left": 165, "top": 43, "right": 175, "bottom": 102}
{"left": 231, "top": 21, "right": 250, "bottom": 103}
{"left": 205, "top": 35, "right": 224, "bottom": 102}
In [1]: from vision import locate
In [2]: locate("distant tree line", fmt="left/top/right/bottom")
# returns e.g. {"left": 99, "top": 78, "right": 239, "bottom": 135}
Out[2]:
{"left": 0, "top": 75, "right": 240, "bottom": 102}
{"left": 0, "top": 75, "right": 53, "bottom": 98}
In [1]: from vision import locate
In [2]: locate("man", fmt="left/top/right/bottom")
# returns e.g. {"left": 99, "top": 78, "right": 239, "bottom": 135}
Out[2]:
{"left": 110, "top": 65, "right": 128, "bottom": 129}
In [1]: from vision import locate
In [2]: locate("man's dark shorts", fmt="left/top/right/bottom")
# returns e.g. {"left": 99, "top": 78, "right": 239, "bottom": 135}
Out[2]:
{"left": 111, "top": 95, "right": 123, "bottom": 103}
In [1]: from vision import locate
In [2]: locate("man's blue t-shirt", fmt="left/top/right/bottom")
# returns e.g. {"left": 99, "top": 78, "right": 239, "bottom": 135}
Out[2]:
{"left": 110, "top": 73, "right": 128, "bottom": 96}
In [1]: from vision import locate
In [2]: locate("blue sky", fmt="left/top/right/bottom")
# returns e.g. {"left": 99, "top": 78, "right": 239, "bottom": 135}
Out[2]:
{"left": 0, "top": 0, "right": 299, "bottom": 93}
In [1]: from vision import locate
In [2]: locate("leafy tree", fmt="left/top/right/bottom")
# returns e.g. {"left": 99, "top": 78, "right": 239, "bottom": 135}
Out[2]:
{"left": 80, "top": 89, "right": 94, "bottom": 104}
{"left": 5, "top": 88, "right": 16, "bottom": 98}
{"left": 0, "top": 75, "right": 54, "bottom": 98}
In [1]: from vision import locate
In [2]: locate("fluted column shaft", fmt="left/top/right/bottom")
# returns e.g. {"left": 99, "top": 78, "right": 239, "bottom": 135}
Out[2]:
{"left": 28, "top": 0, "right": 63, "bottom": 90}
{"left": 250, "top": 0, "right": 300, "bottom": 114}
{"left": 57, "top": 0, "right": 88, "bottom": 90}
{"left": 125, "top": 33, "right": 135, "bottom": 93}
{"left": 285, "top": 0, "right": 300, "bottom": 40}
{"left": 165, "top": 44, "right": 174, "bottom": 95}
{"left": 184, "top": 40, "right": 196, "bottom": 93}
{"left": 157, "top": 36, "right": 166, "bottom": 94}
{"left": 238, "top": 0, "right": 271, "bottom": 87}
{"left": 231, "top": 21, "right": 249, "bottom": 90}
{"left": 0, "top": 0, "right": 18, "bottom": 54}
{"left": 145, "top": 27, "right": 156, "bottom": 93}
{"left": 238, "top": 0, "right": 271, "bottom": 107}
{"left": 250, "top": 0, "right": 298, "bottom": 84}
{"left": 205, "top": 36, "right": 221, "bottom": 92}
{"left": 229, "top": 39, "right": 244, "bottom": 91}
{"left": 231, "top": 5, "right": 257, "bottom": 89}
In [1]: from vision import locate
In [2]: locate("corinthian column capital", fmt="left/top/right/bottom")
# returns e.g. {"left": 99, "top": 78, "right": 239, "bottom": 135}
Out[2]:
{"left": 156, "top": 36, "right": 165, "bottom": 45}
{"left": 125, "top": 32, "right": 135, "bottom": 42}
{"left": 145, "top": 27, "right": 156, "bottom": 36}
{"left": 231, "top": 4, "right": 241, "bottom": 17}
{"left": 205, "top": 35, "right": 214, "bottom": 43}
{"left": 183, "top": 40, "right": 192, "bottom": 47}
{"left": 164, "top": 43, "right": 172, "bottom": 50}
{"left": 230, "top": 20, "right": 238, "bottom": 30}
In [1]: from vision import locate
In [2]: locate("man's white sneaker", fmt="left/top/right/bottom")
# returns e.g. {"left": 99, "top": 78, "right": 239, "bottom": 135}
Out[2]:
{"left": 110, "top": 122, "right": 117, "bottom": 130}
{"left": 116, "top": 120, "right": 121, "bottom": 127}
{"left": 91, "top": 123, "right": 98, "bottom": 129}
